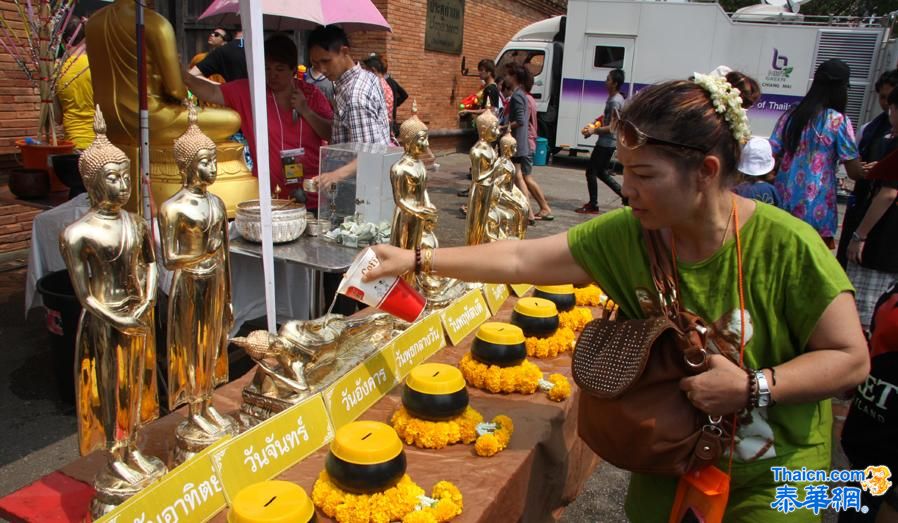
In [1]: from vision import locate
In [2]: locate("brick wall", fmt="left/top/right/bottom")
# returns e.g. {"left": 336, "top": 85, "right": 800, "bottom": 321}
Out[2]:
{"left": 349, "top": 0, "right": 567, "bottom": 150}
{"left": 0, "top": 204, "right": 39, "bottom": 253}
{"left": 0, "top": 1, "right": 41, "bottom": 156}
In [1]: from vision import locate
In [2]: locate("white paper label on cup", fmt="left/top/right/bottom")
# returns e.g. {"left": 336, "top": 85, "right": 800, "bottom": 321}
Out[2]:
{"left": 338, "top": 248, "right": 397, "bottom": 308}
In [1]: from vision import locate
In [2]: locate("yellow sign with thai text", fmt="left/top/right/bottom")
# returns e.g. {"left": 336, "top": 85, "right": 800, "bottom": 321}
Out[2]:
{"left": 324, "top": 350, "right": 397, "bottom": 429}
{"left": 440, "top": 288, "right": 491, "bottom": 345}
{"left": 211, "top": 394, "right": 333, "bottom": 502}
{"left": 510, "top": 283, "right": 533, "bottom": 297}
{"left": 483, "top": 283, "right": 510, "bottom": 315}
{"left": 384, "top": 312, "right": 445, "bottom": 381}
{"left": 97, "top": 438, "right": 231, "bottom": 523}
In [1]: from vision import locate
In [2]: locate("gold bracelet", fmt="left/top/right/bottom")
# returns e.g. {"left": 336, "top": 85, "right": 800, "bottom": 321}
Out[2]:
{"left": 421, "top": 246, "right": 434, "bottom": 275}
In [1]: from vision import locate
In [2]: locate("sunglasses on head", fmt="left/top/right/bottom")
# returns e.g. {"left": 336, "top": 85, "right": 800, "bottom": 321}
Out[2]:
{"left": 612, "top": 109, "right": 709, "bottom": 154}
{"left": 210, "top": 31, "right": 225, "bottom": 38}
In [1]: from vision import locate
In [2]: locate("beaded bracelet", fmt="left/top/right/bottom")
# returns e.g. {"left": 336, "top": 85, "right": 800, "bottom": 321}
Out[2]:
{"left": 414, "top": 247, "right": 422, "bottom": 275}
{"left": 748, "top": 367, "right": 760, "bottom": 409}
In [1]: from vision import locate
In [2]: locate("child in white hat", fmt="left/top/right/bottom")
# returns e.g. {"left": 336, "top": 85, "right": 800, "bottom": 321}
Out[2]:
{"left": 732, "top": 136, "right": 782, "bottom": 208}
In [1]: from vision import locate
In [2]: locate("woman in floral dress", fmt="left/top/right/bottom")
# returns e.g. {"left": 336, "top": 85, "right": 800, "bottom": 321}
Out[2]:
{"left": 770, "top": 59, "right": 864, "bottom": 247}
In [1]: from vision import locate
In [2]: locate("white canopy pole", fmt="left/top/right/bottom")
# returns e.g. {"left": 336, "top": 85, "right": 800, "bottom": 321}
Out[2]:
{"left": 239, "top": 0, "right": 277, "bottom": 333}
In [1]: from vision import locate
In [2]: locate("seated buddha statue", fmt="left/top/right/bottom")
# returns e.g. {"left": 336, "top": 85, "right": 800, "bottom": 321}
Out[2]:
{"left": 85, "top": 0, "right": 256, "bottom": 214}
{"left": 488, "top": 131, "right": 530, "bottom": 241}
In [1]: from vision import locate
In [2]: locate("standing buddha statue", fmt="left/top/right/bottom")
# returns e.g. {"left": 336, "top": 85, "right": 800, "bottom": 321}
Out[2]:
{"left": 389, "top": 101, "right": 438, "bottom": 283}
{"left": 464, "top": 100, "right": 501, "bottom": 246}
{"left": 59, "top": 107, "right": 167, "bottom": 518}
{"left": 159, "top": 101, "right": 238, "bottom": 464}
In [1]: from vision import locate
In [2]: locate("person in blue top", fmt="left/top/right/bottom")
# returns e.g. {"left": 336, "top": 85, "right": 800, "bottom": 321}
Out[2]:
{"left": 770, "top": 59, "right": 864, "bottom": 247}
{"left": 732, "top": 136, "right": 782, "bottom": 207}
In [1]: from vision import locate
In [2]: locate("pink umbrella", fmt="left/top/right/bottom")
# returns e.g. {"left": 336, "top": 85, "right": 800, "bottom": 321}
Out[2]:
{"left": 199, "top": 0, "right": 391, "bottom": 32}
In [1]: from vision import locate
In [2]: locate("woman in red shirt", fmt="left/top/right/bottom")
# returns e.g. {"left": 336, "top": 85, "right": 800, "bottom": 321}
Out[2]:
{"left": 184, "top": 34, "right": 333, "bottom": 210}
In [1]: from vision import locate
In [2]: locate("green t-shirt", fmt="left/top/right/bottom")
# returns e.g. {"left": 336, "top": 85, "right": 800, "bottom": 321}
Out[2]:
{"left": 567, "top": 203, "right": 853, "bottom": 522}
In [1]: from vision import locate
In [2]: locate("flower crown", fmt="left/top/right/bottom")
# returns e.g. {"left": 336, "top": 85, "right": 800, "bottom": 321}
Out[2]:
{"left": 692, "top": 72, "right": 751, "bottom": 145}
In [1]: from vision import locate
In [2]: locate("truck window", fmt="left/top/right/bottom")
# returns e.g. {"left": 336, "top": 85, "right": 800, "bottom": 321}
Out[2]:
{"left": 594, "top": 46, "right": 625, "bottom": 69}
{"left": 497, "top": 49, "right": 546, "bottom": 77}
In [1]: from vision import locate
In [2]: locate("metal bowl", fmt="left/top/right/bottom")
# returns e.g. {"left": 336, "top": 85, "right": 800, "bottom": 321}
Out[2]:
{"left": 235, "top": 199, "right": 307, "bottom": 243}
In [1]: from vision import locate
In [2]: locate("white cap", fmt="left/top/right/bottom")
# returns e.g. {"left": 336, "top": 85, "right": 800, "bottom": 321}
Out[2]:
{"left": 738, "top": 137, "right": 775, "bottom": 176}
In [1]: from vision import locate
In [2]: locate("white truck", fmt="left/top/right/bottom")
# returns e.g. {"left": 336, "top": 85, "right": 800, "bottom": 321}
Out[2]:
{"left": 490, "top": 0, "right": 897, "bottom": 155}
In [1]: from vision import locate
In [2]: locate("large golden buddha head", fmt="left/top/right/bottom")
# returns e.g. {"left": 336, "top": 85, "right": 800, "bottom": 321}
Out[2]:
{"left": 173, "top": 101, "right": 217, "bottom": 177}
{"left": 475, "top": 99, "right": 500, "bottom": 141}
{"left": 398, "top": 100, "right": 428, "bottom": 155}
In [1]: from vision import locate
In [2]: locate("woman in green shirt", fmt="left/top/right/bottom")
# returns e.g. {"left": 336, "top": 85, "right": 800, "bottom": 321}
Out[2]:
{"left": 366, "top": 78, "right": 869, "bottom": 521}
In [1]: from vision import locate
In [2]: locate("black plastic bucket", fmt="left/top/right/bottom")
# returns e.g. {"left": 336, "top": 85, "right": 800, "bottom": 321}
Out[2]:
{"left": 36, "top": 270, "right": 81, "bottom": 404}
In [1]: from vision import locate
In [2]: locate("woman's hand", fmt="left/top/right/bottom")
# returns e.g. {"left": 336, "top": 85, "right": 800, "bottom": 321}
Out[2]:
{"left": 362, "top": 245, "right": 415, "bottom": 282}
{"left": 679, "top": 354, "right": 750, "bottom": 417}
{"left": 847, "top": 237, "right": 864, "bottom": 264}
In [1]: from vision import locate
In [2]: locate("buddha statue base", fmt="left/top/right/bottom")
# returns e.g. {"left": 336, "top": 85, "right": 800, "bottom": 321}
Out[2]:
{"left": 419, "top": 280, "right": 471, "bottom": 311}
{"left": 119, "top": 141, "right": 258, "bottom": 218}
{"left": 90, "top": 452, "right": 167, "bottom": 519}
{"left": 172, "top": 411, "right": 239, "bottom": 465}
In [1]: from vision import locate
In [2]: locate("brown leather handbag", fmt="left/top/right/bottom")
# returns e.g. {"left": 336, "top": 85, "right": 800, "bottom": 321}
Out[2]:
{"left": 572, "top": 229, "right": 737, "bottom": 476}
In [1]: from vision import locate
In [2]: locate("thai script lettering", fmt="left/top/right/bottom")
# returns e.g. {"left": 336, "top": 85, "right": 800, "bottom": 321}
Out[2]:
{"left": 394, "top": 327, "right": 441, "bottom": 370}
{"left": 127, "top": 467, "right": 223, "bottom": 523}
{"left": 242, "top": 416, "right": 310, "bottom": 473}
{"left": 340, "top": 369, "right": 390, "bottom": 412}
{"left": 448, "top": 300, "right": 485, "bottom": 333}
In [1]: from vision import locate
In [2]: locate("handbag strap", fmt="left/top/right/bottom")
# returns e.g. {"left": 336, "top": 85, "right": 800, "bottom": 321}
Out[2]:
{"left": 643, "top": 228, "right": 684, "bottom": 328}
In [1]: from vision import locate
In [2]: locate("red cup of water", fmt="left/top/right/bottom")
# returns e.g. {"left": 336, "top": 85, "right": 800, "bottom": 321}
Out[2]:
{"left": 338, "top": 248, "right": 427, "bottom": 323}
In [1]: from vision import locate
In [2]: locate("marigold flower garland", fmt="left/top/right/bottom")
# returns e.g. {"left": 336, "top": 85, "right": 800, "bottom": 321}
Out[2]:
{"left": 558, "top": 307, "right": 593, "bottom": 331}
{"left": 458, "top": 353, "right": 570, "bottom": 401}
{"left": 391, "top": 406, "right": 515, "bottom": 457}
{"left": 312, "top": 471, "right": 463, "bottom": 523}
{"left": 574, "top": 285, "right": 604, "bottom": 307}
{"left": 525, "top": 326, "right": 576, "bottom": 358}
{"left": 473, "top": 415, "right": 514, "bottom": 457}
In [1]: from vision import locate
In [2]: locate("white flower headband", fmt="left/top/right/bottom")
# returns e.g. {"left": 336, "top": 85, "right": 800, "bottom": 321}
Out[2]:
{"left": 692, "top": 72, "right": 752, "bottom": 145}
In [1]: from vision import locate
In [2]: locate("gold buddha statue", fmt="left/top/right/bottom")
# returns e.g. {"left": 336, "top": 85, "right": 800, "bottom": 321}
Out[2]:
{"left": 59, "top": 107, "right": 167, "bottom": 518}
{"left": 159, "top": 102, "right": 238, "bottom": 464}
{"left": 389, "top": 102, "right": 438, "bottom": 282}
{"left": 488, "top": 132, "right": 530, "bottom": 241}
{"left": 464, "top": 100, "right": 501, "bottom": 246}
{"left": 231, "top": 313, "right": 399, "bottom": 426}
{"left": 85, "top": 0, "right": 257, "bottom": 215}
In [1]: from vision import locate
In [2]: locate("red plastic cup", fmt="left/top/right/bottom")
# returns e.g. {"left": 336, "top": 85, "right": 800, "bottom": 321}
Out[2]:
{"left": 338, "top": 248, "right": 427, "bottom": 323}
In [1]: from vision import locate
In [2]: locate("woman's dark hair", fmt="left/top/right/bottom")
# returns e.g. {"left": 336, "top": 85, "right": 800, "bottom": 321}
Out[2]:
{"left": 63, "top": 19, "right": 84, "bottom": 46}
{"left": 876, "top": 69, "right": 898, "bottom": 93}
{"left": 620, "top": 80, "right": 741, "bottom": 183}
{"left": 781, "top": 65, "right": 849, "bottom": 155}
{"left": 308, "top": 25, "right": 351, "bottom": 53}
{"left": 888, "top": 86, "right": 898, "bottom": 107}
{"left": 505, "top": 63, "right": 531, "bottom": 89}
{"left": 726, "top": 71, "right": 760, "bottom": 109}
{"left": 264, "top": 34, "right": 298, "bottom": 70}
{"left": 363, "top": 55, "right": 386, "bottom": 75}
{"left": 477, "top": 59, "right": 496, "bottom": 77}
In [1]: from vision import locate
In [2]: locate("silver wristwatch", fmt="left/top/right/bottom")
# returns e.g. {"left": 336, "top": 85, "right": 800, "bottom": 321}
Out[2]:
{"left": 755, "top": 370, "right": 772, "bottom": 408}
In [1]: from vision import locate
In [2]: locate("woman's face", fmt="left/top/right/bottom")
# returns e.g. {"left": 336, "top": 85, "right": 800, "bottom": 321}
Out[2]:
{"left": 265, "top": 59, "right": 294, "bottom": 92}
{"left": 618, "top": 143, "right": 700, "bottom": 230}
